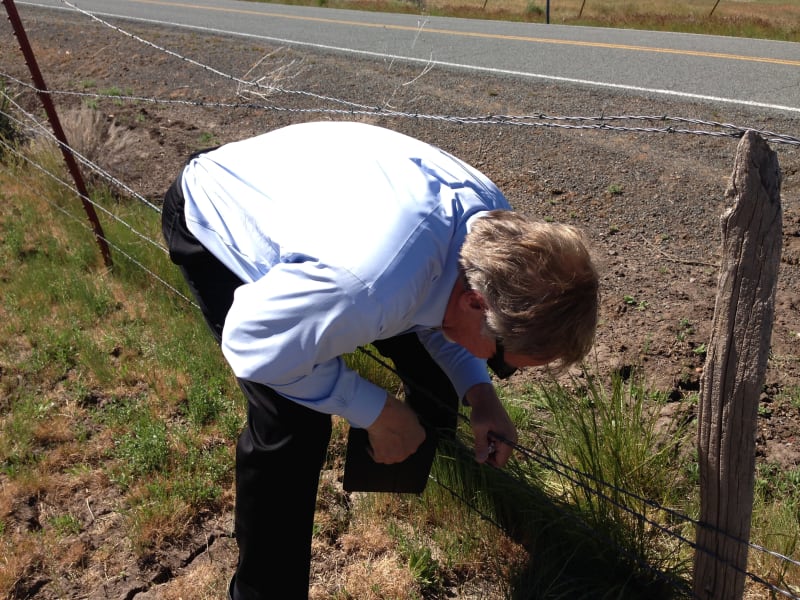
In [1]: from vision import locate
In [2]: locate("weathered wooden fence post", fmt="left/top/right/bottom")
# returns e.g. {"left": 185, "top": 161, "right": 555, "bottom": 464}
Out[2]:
{"left": 693, "top": 131, "right": 782, "bottom": 599}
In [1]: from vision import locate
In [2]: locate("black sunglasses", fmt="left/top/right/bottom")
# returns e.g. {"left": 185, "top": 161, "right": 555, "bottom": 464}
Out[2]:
{"left": 487, "top": 337, "right": 517, "bottom": 380}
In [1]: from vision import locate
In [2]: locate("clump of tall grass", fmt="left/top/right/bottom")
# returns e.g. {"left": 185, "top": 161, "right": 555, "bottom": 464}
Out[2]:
{"left": 536, "top": 370, "right": 695, "bottom": 582}
{"left": 751, "top": 462, "right": 800, "bottom": 591}
{"left": 424, "top": 368, "right": 696, "bottom": 598}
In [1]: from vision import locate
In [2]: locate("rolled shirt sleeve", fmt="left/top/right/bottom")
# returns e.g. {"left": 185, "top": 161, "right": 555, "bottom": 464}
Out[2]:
{"left": 221, "top": 260, "right": 393, "bottom": 428}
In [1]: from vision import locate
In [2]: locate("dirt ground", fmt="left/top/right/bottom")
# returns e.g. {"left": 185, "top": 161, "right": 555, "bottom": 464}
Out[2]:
{"left": 2, "top": 5, "right": 800, "bottom": 599}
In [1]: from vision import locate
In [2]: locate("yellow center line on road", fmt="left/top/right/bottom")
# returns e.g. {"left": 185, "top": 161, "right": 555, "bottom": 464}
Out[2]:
{"left": 132, "top": 0, "right": 800, "bottom": 67}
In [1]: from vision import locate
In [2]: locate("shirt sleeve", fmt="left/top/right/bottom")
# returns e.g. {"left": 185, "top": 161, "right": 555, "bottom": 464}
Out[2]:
{"left": 415, "top": 329, "right": 492, "bottom": 400}
{"left": 220, "top": 260, "right": 389, "bottom": 429}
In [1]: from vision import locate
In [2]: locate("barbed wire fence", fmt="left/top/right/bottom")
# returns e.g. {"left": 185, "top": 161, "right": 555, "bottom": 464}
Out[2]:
{"left": 2, "top": 1, "right": 799, "bottom": 598}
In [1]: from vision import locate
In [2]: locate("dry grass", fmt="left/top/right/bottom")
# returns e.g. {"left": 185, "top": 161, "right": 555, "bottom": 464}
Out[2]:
{"left": 271, "top": 0, "right": 799, "bottom": 40}
{"left": 0, "top": 536, "right": 42, "bottom": 596}
{"left": 157, "top": 560, "right": 232, "bottom": 600}
{"left": 342, "top": 555, "right": 418, "bottom": 599}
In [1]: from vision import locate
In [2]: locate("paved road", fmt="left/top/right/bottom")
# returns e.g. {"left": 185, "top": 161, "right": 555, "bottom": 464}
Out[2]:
{"left": 17, "top": 0, "right": 800, "bottom": 115}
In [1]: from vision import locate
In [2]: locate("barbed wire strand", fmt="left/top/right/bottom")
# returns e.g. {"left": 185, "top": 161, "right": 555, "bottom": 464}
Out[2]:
{"left": 524, "top": 420, "right": 800, "bottom": 570}
{"left": 5, "top": 70, "right": 799, "bottom": 147}
{"left": 14, "top": 1, "right": 798, "bottom": 147}
{"left": 511, "top": 438, "right": 799, "bottom": 600}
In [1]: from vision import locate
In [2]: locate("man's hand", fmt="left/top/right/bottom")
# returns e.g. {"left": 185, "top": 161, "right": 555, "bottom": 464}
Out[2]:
{"left": 366, "top": 394, "right": 426, "bottom": 464}
{"left": 465, "top": 383, "right": 518, "bottom": 467}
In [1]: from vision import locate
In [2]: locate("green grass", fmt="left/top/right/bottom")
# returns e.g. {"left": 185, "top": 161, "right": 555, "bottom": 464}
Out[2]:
{"left": 535, "top": 372, "right": 692, "bottom": 566}
{"left": 0, "top": 139, "right": 242, "bottom": 574}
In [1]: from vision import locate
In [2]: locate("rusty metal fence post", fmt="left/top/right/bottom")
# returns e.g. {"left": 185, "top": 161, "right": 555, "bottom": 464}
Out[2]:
{"left": 3, "top": 0, "right": 112, "bottom": 268}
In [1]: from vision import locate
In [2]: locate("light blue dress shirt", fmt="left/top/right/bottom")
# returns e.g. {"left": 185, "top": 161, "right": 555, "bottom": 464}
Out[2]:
{"left": 180, "top": 121, "right": 511, "bottom": 428}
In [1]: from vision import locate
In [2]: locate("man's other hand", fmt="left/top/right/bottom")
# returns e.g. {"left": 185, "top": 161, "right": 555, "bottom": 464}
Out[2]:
{"left": 366, "top": 394, "right": 426, "bottom": 464}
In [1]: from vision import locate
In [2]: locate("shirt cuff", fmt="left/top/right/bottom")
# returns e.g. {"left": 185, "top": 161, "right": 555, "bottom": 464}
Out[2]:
{"left": 449, "top": 361, "right": 492, "bottom": 403}
{"left": 337, "top": 371, "right": 388, "bottom": 429}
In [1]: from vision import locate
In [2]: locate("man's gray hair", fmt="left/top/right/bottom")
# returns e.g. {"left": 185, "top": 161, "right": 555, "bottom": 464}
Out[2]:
{"left": 460, "top": 211, "right": 599, "bottom": 368}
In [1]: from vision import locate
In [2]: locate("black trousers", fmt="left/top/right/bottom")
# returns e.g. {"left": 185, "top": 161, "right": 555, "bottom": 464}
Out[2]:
{"left": 161, "top": 175, "right": 458, "bottom": 600}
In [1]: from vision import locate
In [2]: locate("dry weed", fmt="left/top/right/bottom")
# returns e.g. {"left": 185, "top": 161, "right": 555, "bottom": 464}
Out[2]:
{"left": 340, "top": 519, "right": 395, "bottom": 557}
{"left": 236, "top": 47, "right": 306, "bottom": 101}
{"left": 157, "top": 560, "right": 231, "bottom": 600}
{"left": 31, "top": 106, "right": 148, "bottom": 182}
{"left": 341, "top": 554, "right": 419, "bottom": 599}
{"left": 0, "top": 535, "right": 44, "bottom": 598}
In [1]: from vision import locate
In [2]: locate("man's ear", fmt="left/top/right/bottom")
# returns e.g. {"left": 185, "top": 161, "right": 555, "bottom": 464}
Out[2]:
{"left": 464, "top": 290, "right": 487, "bottom": 311}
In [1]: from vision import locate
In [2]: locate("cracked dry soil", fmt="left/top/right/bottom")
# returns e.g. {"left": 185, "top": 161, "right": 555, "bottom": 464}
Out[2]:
{"left": 2, "top": 7, "right": 800, "bottom": 599}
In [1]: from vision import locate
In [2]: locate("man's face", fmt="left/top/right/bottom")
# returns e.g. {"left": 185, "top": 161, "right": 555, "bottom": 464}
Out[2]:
{"left": 441, "top": 291, "right": 551, "bottom": 373}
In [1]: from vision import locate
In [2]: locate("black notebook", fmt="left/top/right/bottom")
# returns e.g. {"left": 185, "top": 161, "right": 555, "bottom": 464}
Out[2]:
{"left": 342, "top": 425, "right": 438, "bottom": 494}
